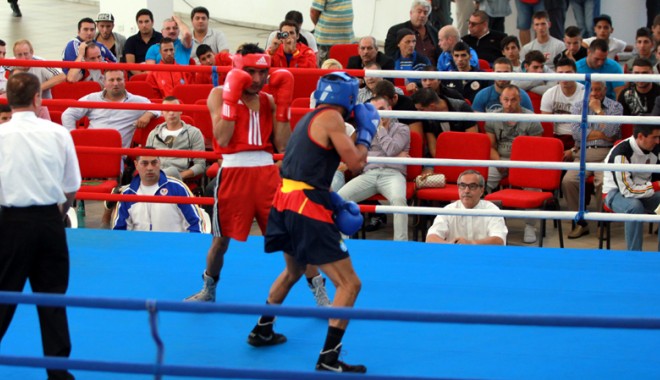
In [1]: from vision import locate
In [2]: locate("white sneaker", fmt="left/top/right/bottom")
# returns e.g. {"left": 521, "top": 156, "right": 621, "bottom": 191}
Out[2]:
{"left": 523, "top": 224, "right": 537, "bottom": 244}
{"left": 184, "top": 272, "right": 217, "bottom": 302}
{"left": 308, "top": 274, "right": 331, "bottom": 307}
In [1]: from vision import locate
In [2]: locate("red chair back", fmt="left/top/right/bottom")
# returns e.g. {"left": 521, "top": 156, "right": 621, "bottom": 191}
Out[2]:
{"left": 541, "top": 122, "right": 555, "bottom": 138}
{"left": 172, "top": 84, "right": 213, "bottom": 104}
{"left": 126, "top": 81, "right": 162, "bottom": 99}
{"left": 508, "top": 136, "right": 563, "bottom": 190}
{"left": 71, "top": 129, "right": 123, "bottom": 178}
{"left": 51, "top": 81, "right": 102, "bottom": 99}
{"left": 478, "top": 59, "right": 492, "bottom": 72}
{"left": 192, "top": 99, "right": 214, "bottom": 148}
{"left": 50, "top": 110, "right": 63, "bottom": 125}
{"left": 290, "top": 71, "right": 325, "bottom": 100}
{"left": 132, "top": 116, "right": 164, "bottom": 147}
{"left": 328, "top": 43, "right": 359, "bottom": 68}
{"left": 130, "top": 73, "right": 149, "bottom": 81}
{"left": 407, "top": 131, "right": 423, "bottom": 181}
{"left": 291, "top": 97, "right": 311, "bottom": 108}
{"left": 290, "top": 107, "right": 312, "bottom": 130}
{"left": 527, "top": 91, "right": 542, "bottom": 113}
{"left": 435, "top": 132, "right": 491, "bottom": 182}
{"left": 620, "top": 123, "right": 633, "bottom": 139}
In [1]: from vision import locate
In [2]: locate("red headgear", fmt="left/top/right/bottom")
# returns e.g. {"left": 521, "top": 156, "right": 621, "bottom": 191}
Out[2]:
{"left": 232, "top": 53, "right": 271, "bottom": 70}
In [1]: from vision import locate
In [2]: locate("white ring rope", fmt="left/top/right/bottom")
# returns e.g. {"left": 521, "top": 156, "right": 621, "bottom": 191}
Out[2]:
{"left": 366, "top": 157, "right": 660, "bottom": 174}
{"left": 365, "top": 69, "right": 660, "bottom": 83}
{"left": 379, "top": 110, "right": 660, "bottom": 126}
{"left": 373, "top": 205, "right": 660, "bottom": 223}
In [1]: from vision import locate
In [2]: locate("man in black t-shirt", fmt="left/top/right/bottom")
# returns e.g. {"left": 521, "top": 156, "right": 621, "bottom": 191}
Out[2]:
{"left": 411, "top": 88, "right": 477, "bottom": 157}
{"left": 618, "top": 58, "right": 660, "bottom": 116}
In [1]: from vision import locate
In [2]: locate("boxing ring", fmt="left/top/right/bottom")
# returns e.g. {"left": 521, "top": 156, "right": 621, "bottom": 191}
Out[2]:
{"left": 1, "top": 59, "right": 660, "bottom": 379}
{"left": 3, "top": 229, "right": 660, "bottom": 379}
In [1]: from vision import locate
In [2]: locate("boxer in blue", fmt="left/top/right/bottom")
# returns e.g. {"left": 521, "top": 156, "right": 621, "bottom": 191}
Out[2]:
{"left": 247, "top": 72, "right": 378, "bottom": 373}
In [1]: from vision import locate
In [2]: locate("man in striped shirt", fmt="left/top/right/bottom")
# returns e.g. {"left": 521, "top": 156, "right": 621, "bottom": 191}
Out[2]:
{"left": 310, "top": 0, "right": 354, "bottom": 65}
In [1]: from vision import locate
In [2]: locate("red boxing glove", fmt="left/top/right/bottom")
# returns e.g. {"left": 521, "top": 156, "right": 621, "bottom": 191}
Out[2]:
{"left": 269, "top": 69, "right": 294, "bottom": 122}
{"left": 653, "top": 181, "right": 660, "bottom": 192}
{"left": 221, "top": 69, "right": 252, "bottom": 121}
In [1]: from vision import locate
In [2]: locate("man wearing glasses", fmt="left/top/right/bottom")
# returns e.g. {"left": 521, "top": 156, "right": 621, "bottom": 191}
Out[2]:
{"left": 425, "top": 170, "right": 507, "bottom": 245}
{"left": 461, "top": 10, "right": 506, "bottom": 64}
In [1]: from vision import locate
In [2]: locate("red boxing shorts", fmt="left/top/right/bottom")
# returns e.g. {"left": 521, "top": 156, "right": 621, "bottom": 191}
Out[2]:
{"left": 214, "top": 164, "right": 280, "bottom": 241}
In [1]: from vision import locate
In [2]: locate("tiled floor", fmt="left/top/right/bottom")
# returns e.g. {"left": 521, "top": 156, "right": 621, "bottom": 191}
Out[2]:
{"left": 3, "top": 1, "right": 657, "bottom": 251}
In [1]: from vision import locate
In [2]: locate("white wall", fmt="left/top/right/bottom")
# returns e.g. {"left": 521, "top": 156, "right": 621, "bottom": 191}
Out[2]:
{"left": 99, "top": 0, "right": 647, "bottom": 46}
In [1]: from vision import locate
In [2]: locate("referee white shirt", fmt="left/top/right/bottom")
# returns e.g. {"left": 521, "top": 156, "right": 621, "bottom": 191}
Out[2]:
{"left": 0, "top": 111, "right": 81, "bottom": 207}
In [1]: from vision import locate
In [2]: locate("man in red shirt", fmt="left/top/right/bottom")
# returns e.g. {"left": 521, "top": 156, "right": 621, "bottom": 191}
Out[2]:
{"left": 146, "top": 37, "right": 192, "bottom": 97}
{"left": 267, "top": 20, "right": 317, "bottom": 68}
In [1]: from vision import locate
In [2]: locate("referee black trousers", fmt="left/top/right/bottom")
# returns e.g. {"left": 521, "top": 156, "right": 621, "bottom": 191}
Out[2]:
{"left": 0, "top": 205, "right": 74, "bottom": 380}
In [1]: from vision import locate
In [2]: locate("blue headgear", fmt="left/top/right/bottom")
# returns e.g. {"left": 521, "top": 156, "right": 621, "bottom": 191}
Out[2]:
{"left": 312, "top": 72, "right": 359, "bottom": 115}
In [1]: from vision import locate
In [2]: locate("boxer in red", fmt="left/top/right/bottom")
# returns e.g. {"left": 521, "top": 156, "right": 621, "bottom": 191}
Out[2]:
{"left": 185, "top": 43, "right": 330, "bottom": 305}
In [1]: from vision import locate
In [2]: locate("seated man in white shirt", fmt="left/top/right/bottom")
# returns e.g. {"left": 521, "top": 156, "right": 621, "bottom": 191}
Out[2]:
{"left": 113, "top": 151, "right": 205, "bottom": 232}
{"left": 426, "top": 170, "right": 507, "bottom": 245}
{"left": 582, "top": 14, "right": 629, "bottom": 59}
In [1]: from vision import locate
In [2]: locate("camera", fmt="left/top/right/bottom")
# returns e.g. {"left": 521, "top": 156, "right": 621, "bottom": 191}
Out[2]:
{"left": 277, "top": 31, "right": 289, "bottom": 40}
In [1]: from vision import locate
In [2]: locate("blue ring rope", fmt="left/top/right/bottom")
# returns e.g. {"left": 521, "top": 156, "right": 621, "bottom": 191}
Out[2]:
{"left": 1, "top": 291, "right": 659, "bottom": 330}
{"left": 576, "top": 73, "right": 592, "bottom": 224}
{"left": 0, "top": 355, "right": 455, "bottom": 380}
{"left": 146, "top": 300, "right": 164, "bottom": 380}
{"left": 211, "top": 66, "right": 219, "bottom": 87}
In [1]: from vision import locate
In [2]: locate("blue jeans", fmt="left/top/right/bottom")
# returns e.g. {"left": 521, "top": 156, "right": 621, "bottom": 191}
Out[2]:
{"left": 606, "top": 190, "right": 660, "bottom": 251}
{"left": 570, "top": 0, "right": 601, "bottom": 38}
{"left": 515, "top": 0, "right": 545, "bottom": 30}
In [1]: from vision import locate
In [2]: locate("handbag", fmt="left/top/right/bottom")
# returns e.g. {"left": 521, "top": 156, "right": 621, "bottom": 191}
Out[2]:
{"left": 415, "top": 174, "right": 446, "bottom": 189}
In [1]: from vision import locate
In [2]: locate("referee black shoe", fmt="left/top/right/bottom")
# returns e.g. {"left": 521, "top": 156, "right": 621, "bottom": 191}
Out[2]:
{"left": 247, "top": 322, "right": 287, "bottom": 347}
{"left": 315, "top": 343, "right": 367, "bottom": 373}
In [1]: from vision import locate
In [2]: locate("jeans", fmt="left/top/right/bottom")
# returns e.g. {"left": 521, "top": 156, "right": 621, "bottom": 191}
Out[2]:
{"left": 570, "top": 0, "right": 600, "bottom": 38}
{"left": 606, "top": 190, "right": 660, "bottom": 251}
{"left": 337, "top": 168, "right": 408, "bottom": 241}
{"left": 515, "top": 0, "right": 545, "bottom": 30}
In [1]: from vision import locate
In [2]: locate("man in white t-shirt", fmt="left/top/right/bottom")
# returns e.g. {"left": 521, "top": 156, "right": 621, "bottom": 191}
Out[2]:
{"left": 540, "top": 57, "right": 584, "bottom": 161}
{"left": 426, "top": 170, "right": 507, "bottom": 245}
{"left": 520, "top": 11, "right": 566, "bottom": 70}
{"left": 582, "top": 15, "right": 628, "bottom": 60}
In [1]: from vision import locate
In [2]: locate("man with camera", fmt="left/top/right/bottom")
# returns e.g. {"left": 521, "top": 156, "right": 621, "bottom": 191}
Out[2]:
{"left": 267, "top": 20, "right": 318, "bottom": 68}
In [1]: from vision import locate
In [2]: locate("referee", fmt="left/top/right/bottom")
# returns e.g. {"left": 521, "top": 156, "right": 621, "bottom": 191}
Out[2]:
{"left": 0, "top": 72, "right": 81, "bottom": 380}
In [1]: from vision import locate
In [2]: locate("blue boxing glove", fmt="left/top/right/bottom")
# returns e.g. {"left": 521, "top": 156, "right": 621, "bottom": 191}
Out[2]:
{"left": 353, "top": 103, "right": 380, "bottom": 150}
{"left": 329, "top": 192, "right": 363, "bottom": 236}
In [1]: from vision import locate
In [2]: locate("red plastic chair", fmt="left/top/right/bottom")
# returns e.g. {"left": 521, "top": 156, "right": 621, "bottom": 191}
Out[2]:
{"left": 620, "top": 123, "right": 633, "bottom": 139}
{"left": 291, "top": 97, "right": 311, "bottom": 108}
{"left": 328, "top": 43, "right": 359, "bottom": 68}
{"left": 132, "top": 116, "right": 164, "bottom": 147}
{"left": 485, "top": 136, "right": 564, "bottom": 247}
{"left": 541, "top": 122, "right": 555, "bottom": 138}
{"left": 192, "top": 99, "right": 214, "bottom": 149}
{"left": 130, "top": 73, "right": 149, "bottom": 81}
{"left": 125, "top": 81, "right": 162, "bottom": 100}
{"left": 52, "top": 81, "right": 102, "bottom": 100}
{"left": 290, "top": 107, "right": 312, "bottom": 130}
{"left": 172, "top": 84, "right": 214, "bottom": 118}
{"left": 70, "top": 129, "right": 122, "bottom": 194}
{"left": 414, "top": 132, "right": 491, "bottom": 238}
{"left": 478, "top": 59, "right": 492, "bottom": 72}
{"left": 51, "top": 81, "right": 103, "bottom": 112}
{"left": 527, "top": 91, "right": 542, "bottom": 113}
